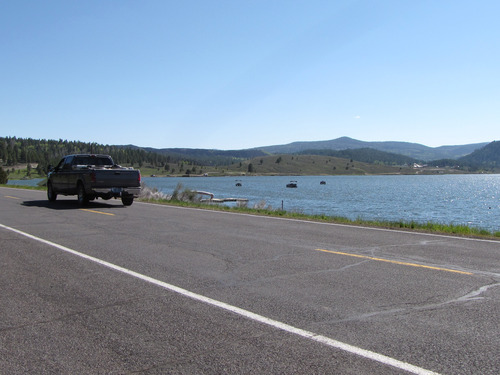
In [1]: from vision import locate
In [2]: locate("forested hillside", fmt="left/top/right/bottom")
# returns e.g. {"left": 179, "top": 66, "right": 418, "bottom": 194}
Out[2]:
{"left": 458, "top": 141, "right": 500, "bottom": 168}
{"left": 0, "top": 137, "right": 174, "bottom": 175}
{"left": 0, "top": 137, "right": 260, "bottom": 177}
{"left": 140, "top": 147, "right": 267, "bottom": 167}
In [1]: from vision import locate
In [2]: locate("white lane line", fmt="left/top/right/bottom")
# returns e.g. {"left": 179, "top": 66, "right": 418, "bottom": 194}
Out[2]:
{"left": 0, "top": 223, "right": 440, "bottom": 375}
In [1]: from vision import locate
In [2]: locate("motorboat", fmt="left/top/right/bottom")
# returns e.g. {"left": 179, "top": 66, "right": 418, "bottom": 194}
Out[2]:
{"left": 286, "top": 181, "right": 297, "bottom": 188}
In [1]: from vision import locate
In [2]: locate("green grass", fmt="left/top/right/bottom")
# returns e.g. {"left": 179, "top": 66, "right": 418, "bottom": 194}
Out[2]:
{"left": 138, "top": 196, "right": 500, "bottom": 239}
{"left": 2, "top": 183, "right": 498, "bottom": 239}
{"left": 5, "top": 170, "right": 46, "bottom": 179}
{"left": 1, "top": 183, "right": 46, "bottom": 191}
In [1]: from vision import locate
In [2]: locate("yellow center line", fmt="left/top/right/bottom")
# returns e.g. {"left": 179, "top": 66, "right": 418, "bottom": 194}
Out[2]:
{"left": 315, "top": 248, "right": 473, "bottom": 275}
{"left": 80, "top": 209, "right": 115, "bottom": 216}
{"left": 4, "top": 196, "right": 21, "bottom": 199}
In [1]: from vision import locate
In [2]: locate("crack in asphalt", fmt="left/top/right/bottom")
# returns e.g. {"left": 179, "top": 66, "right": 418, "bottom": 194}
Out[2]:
{"left": 455, "top": 282, "right": 500, "bottom": 302}
{"left": 318, "top": 281, "right": 500, "bottom": 325}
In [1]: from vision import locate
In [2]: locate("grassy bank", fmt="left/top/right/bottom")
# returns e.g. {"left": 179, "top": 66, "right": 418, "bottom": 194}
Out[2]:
{"left": 138, "top": 193, "right": 500, "bottom": 239}
{"left": 2, "top": 183, "right": 498, "bottom": 239}
{"left": 1, "top": 184, "right": 46, "bottom": 190}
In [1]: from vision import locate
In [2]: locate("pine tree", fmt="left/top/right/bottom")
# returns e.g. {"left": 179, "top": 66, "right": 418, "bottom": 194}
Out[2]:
{"left": 0, "top": 167, "right": 8, "bottom": 184}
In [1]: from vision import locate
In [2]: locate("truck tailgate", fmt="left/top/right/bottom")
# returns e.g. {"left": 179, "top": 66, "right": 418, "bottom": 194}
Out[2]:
{"left": 93, "top": 169, "right": 140, "bottom": 188}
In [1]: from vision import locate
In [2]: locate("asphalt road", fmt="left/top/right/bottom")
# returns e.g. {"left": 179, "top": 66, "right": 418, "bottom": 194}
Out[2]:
{"left": 1, "top": 186, "right": 499, "bottom": 374}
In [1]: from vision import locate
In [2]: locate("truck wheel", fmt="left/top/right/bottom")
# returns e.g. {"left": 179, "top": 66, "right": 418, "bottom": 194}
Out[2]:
{"left": 121, "top": 195, "right": 134, "bottom": 206}
{"left": 47, "top": 182, "right": 57, "bottom": 202}
{"left": 77, "top": 183, "right": 89, "bottom": 206}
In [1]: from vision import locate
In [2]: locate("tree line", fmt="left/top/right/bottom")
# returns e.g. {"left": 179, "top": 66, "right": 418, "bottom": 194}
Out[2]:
{"left": 0, "top": 137, "right": 191, "bottom": 176}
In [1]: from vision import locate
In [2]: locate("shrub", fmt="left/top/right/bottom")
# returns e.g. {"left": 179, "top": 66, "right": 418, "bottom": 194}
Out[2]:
{"left": 0, "top": 167, "right": 8, "bottom": 184}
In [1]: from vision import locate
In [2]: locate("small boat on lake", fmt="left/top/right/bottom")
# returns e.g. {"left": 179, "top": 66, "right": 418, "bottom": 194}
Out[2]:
{"left": 320, "top": 181, "right": 326, "bottom": 185}
{"left": 286, "top": 181, "right": 297, "bottom": 188}
{"left": 235, "top": 180, "right": 242, "bottom": 186}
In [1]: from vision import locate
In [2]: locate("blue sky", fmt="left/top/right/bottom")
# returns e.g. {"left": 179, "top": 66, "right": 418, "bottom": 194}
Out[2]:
{"left": 1, "top": 1, "right": 499, "bottom": 150}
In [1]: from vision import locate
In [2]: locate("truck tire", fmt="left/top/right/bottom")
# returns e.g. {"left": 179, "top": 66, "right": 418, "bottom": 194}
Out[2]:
{"left": 121, "top": 195, "right": 134, "bottom": 206}
{"left": 47, "top": 182, "right": 57, "bottom": 202}
{"left": 77, "top": 183, "right": 89, "bottom": 206}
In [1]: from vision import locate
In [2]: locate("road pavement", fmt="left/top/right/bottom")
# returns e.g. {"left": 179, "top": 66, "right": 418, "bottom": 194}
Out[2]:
{"left": 1, "top": 186, "right": 499, "bottom": 374}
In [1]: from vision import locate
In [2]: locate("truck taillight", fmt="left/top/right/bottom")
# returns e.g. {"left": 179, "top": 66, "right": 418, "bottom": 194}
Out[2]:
{"left": 90, "top": 171, "right": 96, "bottom": 183}
{"left": 138, "top": 171, "right": 141, "bottom": 183}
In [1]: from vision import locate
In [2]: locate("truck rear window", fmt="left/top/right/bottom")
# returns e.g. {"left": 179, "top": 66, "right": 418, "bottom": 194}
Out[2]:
{"left": 73, "top": 156, "right": 113, "bottom": 166}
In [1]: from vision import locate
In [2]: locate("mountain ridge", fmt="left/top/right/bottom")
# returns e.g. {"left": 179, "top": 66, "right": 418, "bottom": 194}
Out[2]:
{"left": 254, "top": 136, "right": 489, "bottom": 161}
{"left": 120, "top": 136, "right": 493, "bottom": 166}
{"left": 458, "top": 141, "right": 500, "bottom": 168}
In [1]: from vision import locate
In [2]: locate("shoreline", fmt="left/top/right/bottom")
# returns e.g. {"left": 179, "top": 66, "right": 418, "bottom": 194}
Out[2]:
{"left": 137, "top": 196, "right": 500, "bottom": 240}
{"left": 3, "top": 184, "right": 498, "bottom": 239}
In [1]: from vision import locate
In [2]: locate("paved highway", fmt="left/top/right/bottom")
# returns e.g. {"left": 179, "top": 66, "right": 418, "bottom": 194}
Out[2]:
{"left": 1, "top": 186, "right": 499, "bottom": 374}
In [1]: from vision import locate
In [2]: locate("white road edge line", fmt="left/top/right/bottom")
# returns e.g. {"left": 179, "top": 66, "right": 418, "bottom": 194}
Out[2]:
{"left": 137, "top": 201, "right": 500, "bottom": 244}
{"left": 1, "top": 223, "right": 440, "bottom": 375}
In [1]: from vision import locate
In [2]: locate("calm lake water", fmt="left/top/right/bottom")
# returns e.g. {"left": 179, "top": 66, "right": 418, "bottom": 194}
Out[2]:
{"left": 141, "top": 174, "right": 500, "bottom": 232}
{"left": 8, "top": 174, "right": 500, "bottom": 232}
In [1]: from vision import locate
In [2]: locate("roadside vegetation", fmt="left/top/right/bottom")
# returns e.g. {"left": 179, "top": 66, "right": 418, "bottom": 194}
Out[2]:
{"left": 137, "top": 185, "right": 500, "bottom": 239}
{"left": 2, "top": 182, "right": 498, "bottom": 239}
{"left": 0, "top": 166, "right": 8, "bottom": 184}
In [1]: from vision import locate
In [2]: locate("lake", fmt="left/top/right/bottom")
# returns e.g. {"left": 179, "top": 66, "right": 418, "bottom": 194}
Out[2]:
{"left": 141, "top": 174, "right": 500, "bottom": 232}
{"left": 8, "top": 174, "right": 500, "bottom": 232}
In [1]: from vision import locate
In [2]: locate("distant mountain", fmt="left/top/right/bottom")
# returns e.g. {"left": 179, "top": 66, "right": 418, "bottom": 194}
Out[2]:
{"left": 140, "top": 147, "right": 267, "bottom": 166}
{"left": 256, "top": 136, "right": 489, "bottom": 161}
{"left": 120, "top": 137, "right": 494, "bottom": 168}
{"left": 256, "top": 137, "right": 368, "bottom": 154}
{"left": 458, "top": 141, "right": 500, "bottom": 168}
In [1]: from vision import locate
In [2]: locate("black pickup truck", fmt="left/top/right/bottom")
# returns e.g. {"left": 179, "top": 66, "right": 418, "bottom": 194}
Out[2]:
{"left": 47, "top": 154, "right": 141, "bottom": 206}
